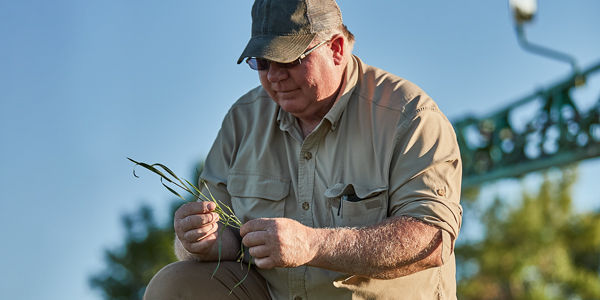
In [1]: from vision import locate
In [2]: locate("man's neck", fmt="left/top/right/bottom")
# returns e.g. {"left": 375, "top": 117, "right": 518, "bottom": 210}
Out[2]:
{"left": 297, "top": 96, "right": 336, "bottom": 138}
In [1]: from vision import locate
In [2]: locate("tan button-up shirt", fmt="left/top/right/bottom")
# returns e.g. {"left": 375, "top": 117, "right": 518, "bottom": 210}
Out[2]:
{"left": 201, "top": 55, "right": 462, "bottom": 299}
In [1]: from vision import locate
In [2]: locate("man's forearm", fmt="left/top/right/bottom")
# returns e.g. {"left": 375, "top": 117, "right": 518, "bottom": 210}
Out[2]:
{"left": 308, "top": 216, "right": 444, "bottom": 279}
{"left": 174, "top": 226, "right": 241, "bottom": 262}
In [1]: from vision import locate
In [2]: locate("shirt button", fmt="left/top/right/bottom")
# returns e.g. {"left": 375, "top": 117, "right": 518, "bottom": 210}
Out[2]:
{"left": 437, "top": 188, "right": 446, "bottom": 197}
{"left": 303, "top": 151, "right": 312, "bottom": 160}
{"left": 302, "top": 202, "right": 310, "bottom": 210}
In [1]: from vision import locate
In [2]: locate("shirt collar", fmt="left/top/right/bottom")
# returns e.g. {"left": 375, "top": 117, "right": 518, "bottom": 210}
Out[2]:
{"left": 323, "top": 55, "right": 359, "bottom": 131}
{"left": 276, "top": 104, "right": 294, "bottom": 131}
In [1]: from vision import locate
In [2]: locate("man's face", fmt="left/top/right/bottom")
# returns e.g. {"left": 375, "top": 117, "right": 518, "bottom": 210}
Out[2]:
{"left": 258, "top": 44, "right": 343, "bottom": 120}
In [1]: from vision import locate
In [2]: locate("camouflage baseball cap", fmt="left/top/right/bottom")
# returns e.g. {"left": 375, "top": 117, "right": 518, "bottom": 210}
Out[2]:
{"left": 237, "top": 0, "right": 343, "bottom": 64}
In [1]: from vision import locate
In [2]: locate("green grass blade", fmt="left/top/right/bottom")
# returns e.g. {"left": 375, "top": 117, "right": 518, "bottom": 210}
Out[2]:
{"left": 128, "top": 158, "right": 176, "bottom": 184}
{"left": 183, "top": 178, "right": 203, "bottom": 200}
{"left": 230, "top": 257, "right": 252, "bottom": 294}
{"left": 153, "top": 163, "right": 192, "bottom": 193}
{"left": 161, "top": 180, "right": 186, "bottom": 201}
{"left": 150, "top": 162, "right": 178, "bottom": 179}
{"left": 128, "top": 157, "right": 249, "bottom": 289}
{"left": 210, "top": 225, "right": 227, "bottom": 279}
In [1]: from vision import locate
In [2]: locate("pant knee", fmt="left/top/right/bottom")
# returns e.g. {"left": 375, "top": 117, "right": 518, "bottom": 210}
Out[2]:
{"left": 144, "top": 260, "right": 216, "bottom": 300}
{"left": 144, "top": 260, "right": 270, "bottom": 300}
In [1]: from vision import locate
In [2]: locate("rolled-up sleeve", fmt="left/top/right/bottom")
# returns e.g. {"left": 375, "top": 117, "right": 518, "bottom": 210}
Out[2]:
{"left": 388, "top": 107, "right": 463, "bottom": 244}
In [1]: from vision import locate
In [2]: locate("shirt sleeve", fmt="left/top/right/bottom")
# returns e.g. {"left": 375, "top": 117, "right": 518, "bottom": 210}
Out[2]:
{"left": 388, "top": 107, "right": 463, "bottom": 243}
{"left": 198, "top": 113, "right": 235, "bottom": 211}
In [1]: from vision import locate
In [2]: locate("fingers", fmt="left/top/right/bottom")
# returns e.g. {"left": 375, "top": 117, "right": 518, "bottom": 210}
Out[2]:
{"left": 175, "top": 202, "right": 218, "bottom": 231}
{"left": 241, "top": 220, "right": 274, "bottom": 269}
{"left": 242, "top": 230, "right": 268, "bottom": 248}
{"left": 176, "top": 221, "right": 219, "bottom": 255}
{"left": 253, "top": 257, "right": 276, "bottom": 269}
{"left": 247, "top": 243, "right": 277, "bottom": 269}
{"left": 240, "top": 218, "right": 272, "bottom": 237}
{"left": 247, "top": 244, "right": 269, "bottom": 258}
{"left": 174, "top": 202, "right": 221, "bottom": 252}
{"left": 183, "top": 222, "right": 219, "bottom": 242}
{"left": 178, "top": 212, "right": 219, "bottom": 233}
{"left": 184, "top": 228, "right": 220, "bottom": 254}
{"left": 174, "top": 201, "right": 216, "bottom": 220}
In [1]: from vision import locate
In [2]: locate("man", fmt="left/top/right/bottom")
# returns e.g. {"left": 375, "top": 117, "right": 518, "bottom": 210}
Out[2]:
{"left": 145, "top": 0, "right": 462, "bottom": 299}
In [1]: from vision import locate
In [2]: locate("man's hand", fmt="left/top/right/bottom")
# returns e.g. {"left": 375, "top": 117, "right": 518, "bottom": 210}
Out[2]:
{"left": 240, "top": 218, "right": 318, "bottom": 269}
{"left": 174, "top": 202, "right": 221, "bottom": 256}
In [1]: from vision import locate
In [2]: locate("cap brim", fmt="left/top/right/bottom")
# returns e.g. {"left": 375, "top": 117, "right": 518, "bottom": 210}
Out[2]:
{"left": 237, "top": 34, "right": 316, "bottom": 64}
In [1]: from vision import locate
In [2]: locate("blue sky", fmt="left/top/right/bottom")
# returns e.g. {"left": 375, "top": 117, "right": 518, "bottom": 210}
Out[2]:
{"left": 1, "top": 1, "right": 599, "bottom": 299}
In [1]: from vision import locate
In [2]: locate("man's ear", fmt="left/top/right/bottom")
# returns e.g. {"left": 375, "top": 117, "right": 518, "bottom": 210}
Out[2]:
{"left": 329, "top": 34, "right": 345, "bottom": 65}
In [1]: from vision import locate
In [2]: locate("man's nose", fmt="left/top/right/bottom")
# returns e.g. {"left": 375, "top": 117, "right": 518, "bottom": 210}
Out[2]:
{"left": 267, "top": 63, "right": 289, "bottom": 82}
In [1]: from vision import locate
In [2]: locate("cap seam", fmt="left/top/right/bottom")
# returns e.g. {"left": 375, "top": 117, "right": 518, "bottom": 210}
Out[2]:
{"left": 262, "top": 0, "right": 271, "bottom": 35}
{"left": 305, "top": 0, "right": 314, "bottom": 33}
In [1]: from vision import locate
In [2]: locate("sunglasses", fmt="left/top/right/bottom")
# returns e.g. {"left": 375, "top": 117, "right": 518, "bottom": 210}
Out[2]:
{"left": 246, "top": 39, "right": 329, "bottom": 71}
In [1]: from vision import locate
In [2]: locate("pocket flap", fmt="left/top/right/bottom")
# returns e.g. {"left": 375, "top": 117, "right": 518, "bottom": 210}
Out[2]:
{"left": 227, "top": 173, "right": 289, "bottom": 201}
{"left": 324, "top": 183, "right": 387, "bottom": 199}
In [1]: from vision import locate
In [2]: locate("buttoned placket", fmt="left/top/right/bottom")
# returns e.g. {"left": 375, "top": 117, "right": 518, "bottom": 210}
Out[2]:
{"left": 288, "top": 122, "right": 329, "bottom": 300}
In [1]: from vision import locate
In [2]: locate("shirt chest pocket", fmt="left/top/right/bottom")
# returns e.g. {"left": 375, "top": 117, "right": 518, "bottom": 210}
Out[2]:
{"left": 227, "top": 173, "right": 290, "bottom": 223}
{"left": 325, "top": 183, "right": 388, "bottom": 228}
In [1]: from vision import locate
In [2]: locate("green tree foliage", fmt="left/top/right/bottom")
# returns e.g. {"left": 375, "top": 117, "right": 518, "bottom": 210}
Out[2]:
{"left": 456, "top": 167, "right": 600, "bottom": 299}
{"left": 89, "top": 201, "right": 183, "bottom": 300}
{"left": 89, "top": 162, "right": 202, "bottom": 299}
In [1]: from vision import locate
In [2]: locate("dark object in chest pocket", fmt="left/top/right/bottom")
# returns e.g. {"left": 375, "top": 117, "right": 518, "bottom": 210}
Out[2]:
{"left": 338, "top": 193, "right": 383, "bottom": 216}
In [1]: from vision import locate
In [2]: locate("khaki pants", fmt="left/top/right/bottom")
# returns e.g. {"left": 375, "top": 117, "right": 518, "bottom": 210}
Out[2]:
{"left": 144, "top": 261, "right": 271, "bottom": 300}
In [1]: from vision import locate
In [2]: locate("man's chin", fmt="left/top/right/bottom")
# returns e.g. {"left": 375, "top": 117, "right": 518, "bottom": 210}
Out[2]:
{"left": 278, "top": 102, "right": 309, "bottom": 117}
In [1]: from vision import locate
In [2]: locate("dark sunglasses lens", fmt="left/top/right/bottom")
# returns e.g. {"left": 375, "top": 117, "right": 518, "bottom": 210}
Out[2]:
{"left": 246, "top": 58, "right": 270, "bottom": 71}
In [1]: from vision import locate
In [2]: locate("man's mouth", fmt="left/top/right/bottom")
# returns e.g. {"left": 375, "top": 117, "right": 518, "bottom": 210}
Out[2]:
{"left": 276, "top": 88, "right": 299, "bottom": 97}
